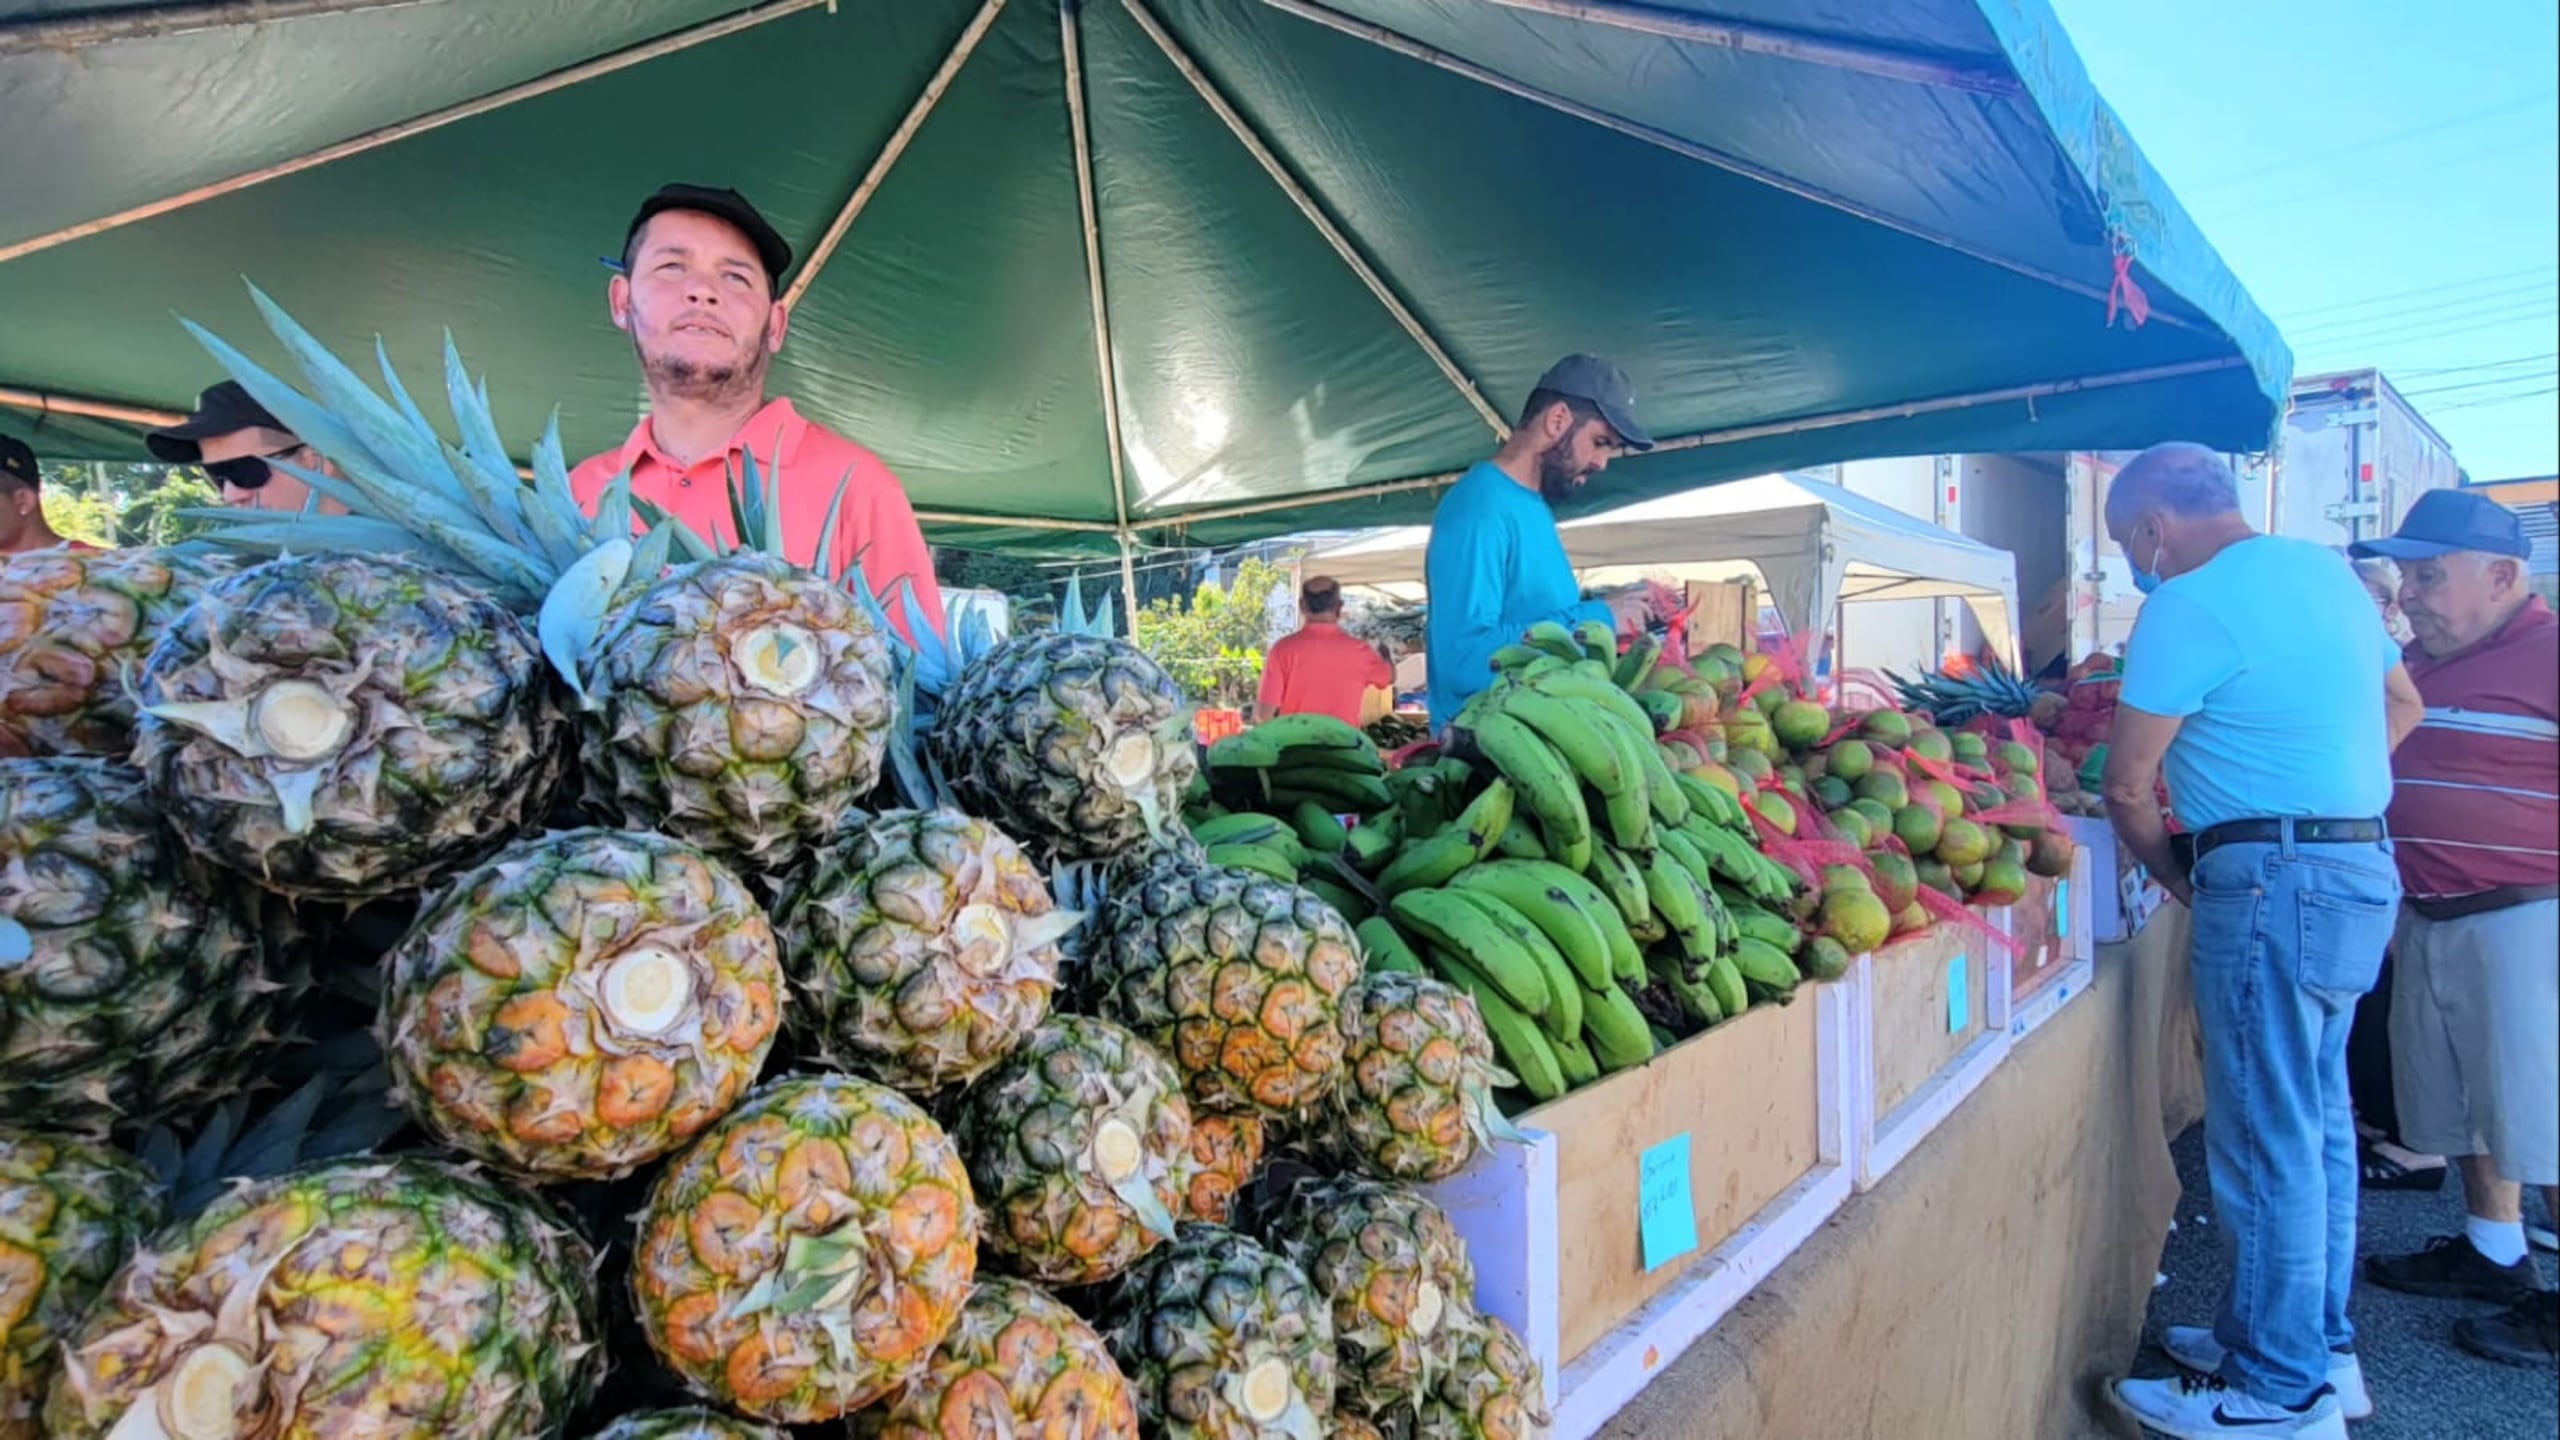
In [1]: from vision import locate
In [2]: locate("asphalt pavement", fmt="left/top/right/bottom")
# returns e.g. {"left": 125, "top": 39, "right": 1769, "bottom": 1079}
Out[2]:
{"left": 2131, "top": 1121, "right": 2559, "bottom": 1438}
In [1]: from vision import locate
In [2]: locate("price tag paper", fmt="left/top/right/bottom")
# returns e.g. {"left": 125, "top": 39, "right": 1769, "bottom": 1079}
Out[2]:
{"left": 1947, "top": 954, "right": 1970, "bottom": 1034}
{"left": 1639, "top": 1134, "right": 1698, "bottom": 1273}
{"left": 2056, "top": 880, "right": 2070, "bottom": 938}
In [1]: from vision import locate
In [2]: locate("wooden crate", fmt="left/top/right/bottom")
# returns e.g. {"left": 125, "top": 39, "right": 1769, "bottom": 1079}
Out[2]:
{"left": 1997, "top": 858, "right": 2097, "bottom": 1043}
{"left": 1852, "top": 920, "right": 2012, "bottom": 1190}
{"left": 1427, "top": 976, "right": 1856, "bottom": 1436}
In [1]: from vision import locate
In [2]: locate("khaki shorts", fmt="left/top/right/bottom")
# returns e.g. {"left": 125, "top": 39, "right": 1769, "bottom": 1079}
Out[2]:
{"left": 2389, "top": 899, "right": 2559, "bottom": 1187}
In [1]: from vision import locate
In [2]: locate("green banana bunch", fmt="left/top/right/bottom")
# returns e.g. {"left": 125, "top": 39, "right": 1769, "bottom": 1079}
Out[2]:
{"left": 1679, "top": 817, "right": 1802, "bottom": 906}
{"left": 1375, "top": 778, "right": 1514, "bottom": 895}
{"left": 1466, "top": 709, "right": 1592, "bottom": 872}
{"left": 1356, "top": 916, "right": 1426, "bottom": 974}
{"left": 1205, "top": 843, "right": 1298, "bottom": 883}
{"left": 1442, "top": 888, "right": 1583, "bottom": 1044}
{"left": 1390, "top": 886, "right": 1552, "bottom": 1020}
{"left": 1441, "top": 960, "right": 1565, "bottom": 1102}
{"left": 1580, "top": 979, "right": 1657, "bottom": 1071}
{"left": 1448, "top": 862, "right": 1617, "bottom": 991}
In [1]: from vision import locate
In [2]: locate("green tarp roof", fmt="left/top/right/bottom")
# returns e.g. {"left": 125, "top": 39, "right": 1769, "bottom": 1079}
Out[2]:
{"left": 0, "top": 0, "right": 2289, "bottom": 554}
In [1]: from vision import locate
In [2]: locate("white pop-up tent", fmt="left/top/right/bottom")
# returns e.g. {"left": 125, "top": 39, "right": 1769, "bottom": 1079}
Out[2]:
{"left": 1308, "top": 472, "right": 2021, "bottom": 665}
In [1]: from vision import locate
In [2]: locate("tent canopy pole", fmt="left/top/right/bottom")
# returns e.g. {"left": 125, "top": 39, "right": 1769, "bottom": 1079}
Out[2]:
{"left": 1474, "top": 0, "right": 2020, "bottom": 95}
{"left": 0, "top": 0, "right": 440, "bottom": 55}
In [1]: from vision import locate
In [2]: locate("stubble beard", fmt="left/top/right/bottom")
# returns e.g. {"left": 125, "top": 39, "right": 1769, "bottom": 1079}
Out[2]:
{"left": 638, "top": 318, "right": 773, "bottom": 408}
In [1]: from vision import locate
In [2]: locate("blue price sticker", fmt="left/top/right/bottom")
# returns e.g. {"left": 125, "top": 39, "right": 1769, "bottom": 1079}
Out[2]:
{"left": 1946, "top": 953, "right": 1970, "bottom": 1034}
{"left": 1639, "top": 1134, "right": 1699, "bottom": 1273}
{"left": 2056, "top": 880, "right": 2070, "bottom": 938}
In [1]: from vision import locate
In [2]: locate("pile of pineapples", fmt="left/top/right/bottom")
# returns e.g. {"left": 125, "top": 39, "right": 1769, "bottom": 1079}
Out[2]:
{"left": 0, "top": 290, "right": 1549, "bottom": 1439}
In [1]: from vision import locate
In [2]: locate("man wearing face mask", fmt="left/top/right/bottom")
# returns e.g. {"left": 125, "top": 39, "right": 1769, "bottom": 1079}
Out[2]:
{"left": 571, "top": 183, "right": 941, "bottom": 642}
{"left": 2101, "top": 443, "right": 2425, "bottom": 1439}
{"left": 1422, "top": 355, "right": 1666, "bottom": 730}
{"left": 145, "top": 381, "right": 343, "bottom": 515}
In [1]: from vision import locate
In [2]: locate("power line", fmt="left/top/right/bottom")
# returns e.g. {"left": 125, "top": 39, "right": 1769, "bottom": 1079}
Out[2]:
{"left": 2287, "top": 283, "right": 2558, "bottom": 340}
{"left": 2276, "top": 265, "right": 2560, "bottom": 322}
{"left": 2399, "top": 372, "right": 2560, "bottom": 400}
{"left": 2183, "top": 91, "right": 2558, "bottom": 194}
{"left": 2396, "top": 351, "right": 2559, "bottom": 378}
{"left": 2294, "top": 301, "right": 2560, "bottom": 355}
{"left": 2427, "top": 385, "right": 2558, "bottom": 414}
{"left": 2198, "top": 130, "right": 2557, "bottom": 223}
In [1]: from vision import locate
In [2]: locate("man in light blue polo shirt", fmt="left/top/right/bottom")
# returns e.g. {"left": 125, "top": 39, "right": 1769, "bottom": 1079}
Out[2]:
{"left": 2102, "top": 444, "right": 2425, "bottom": 1439}
{"left": 1423, "top": 355, "right": 1661, "bottom": 729}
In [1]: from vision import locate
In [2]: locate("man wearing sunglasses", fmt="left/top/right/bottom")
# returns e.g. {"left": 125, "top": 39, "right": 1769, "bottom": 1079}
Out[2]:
{"left": 146, "top": 381, "right": 344, "bottom": 515}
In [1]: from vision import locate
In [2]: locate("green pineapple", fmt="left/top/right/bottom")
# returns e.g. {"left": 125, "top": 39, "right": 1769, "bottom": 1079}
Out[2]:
{"left": 132, "top": 552, "right": 570, "bottom": 902}
{"left": 0, "top": 757, "right": 290, "bottom": 1137}
{"left": 0, "top": 547, "right": 237, "bottom": 760}
{"left": 586, "top": 1411, "right": 786, "bottom": 1440}
{"left": 1255, "top": 1176, "right": 1478, "bottom": 1421}
{"left": 1093, "top": 1223, "right": 1337, "bottom": 1440}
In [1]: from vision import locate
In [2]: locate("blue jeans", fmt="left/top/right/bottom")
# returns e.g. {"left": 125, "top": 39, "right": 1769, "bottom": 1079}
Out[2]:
{"left": 2188, "top": 831, "right": 2399, "bottom": 1407}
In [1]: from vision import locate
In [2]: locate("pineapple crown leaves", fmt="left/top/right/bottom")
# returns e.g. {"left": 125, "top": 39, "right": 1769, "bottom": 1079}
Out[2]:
{"left": 1060, "top": 571, "right": 1116, "bottom": 639}
{"left": 175, "top": 281, "right": 680, "bottom": 702}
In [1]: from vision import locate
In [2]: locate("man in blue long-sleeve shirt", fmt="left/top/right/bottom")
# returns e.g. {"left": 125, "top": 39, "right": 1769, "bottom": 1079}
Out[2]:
{"left": 1424, "top": 354, "right": 1657, "bottom": 729}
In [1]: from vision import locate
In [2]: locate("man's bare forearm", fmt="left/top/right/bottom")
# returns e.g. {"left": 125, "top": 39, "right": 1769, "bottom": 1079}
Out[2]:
{"left": 2105, "top": 791, "right": 2186, "bottom": 900}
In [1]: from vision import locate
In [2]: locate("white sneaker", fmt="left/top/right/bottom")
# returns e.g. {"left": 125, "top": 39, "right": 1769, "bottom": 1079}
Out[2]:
{"left": 2115, "top": 1372, "right": 2348, "bottom": 1438}
{"left": 2161, "top": 1326, "right": 2373, "bottom": 1420}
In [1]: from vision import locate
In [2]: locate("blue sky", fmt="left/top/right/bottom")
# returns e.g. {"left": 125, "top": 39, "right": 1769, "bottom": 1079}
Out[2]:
{"left": 2049, "top": 0, "right": 2559, "bottom": 480}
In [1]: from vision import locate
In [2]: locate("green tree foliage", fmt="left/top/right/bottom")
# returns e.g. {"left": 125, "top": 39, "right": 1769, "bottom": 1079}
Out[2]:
{"left": 36, "top": 462, "right": 224, "bottom": 548}
{"left": 1132, "top": 556, "right": 1293, "bottom": 709}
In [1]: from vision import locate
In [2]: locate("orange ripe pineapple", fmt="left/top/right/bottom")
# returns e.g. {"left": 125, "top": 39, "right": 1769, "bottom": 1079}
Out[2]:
{"left": 853, "top": 1277, "right": 1139, "bottom": 1440}
{"left": 382, "top": 828, "right": 783, "bottom": 1182}
{"left": 630, "top": 1074, "right": 977, "bottom": 1424}
{"left": 1171, "top": 1112, "right": 1268, "bottom": 1225}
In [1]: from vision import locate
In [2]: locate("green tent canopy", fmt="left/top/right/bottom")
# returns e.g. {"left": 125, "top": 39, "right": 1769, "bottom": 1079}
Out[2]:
{"left": 0, "top": 0, "right": 2288, "bottom": 557}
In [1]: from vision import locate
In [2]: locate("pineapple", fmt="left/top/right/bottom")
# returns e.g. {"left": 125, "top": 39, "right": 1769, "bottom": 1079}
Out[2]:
{"left": 1087, "top": 855, "right": 1361, "bottom": 1119}
{"left": 0, "top": 1131, "right": 166, "bottom": 1440}
{"left": 1337, "top": 1417, "right": 1390, "bottom": 1440}
{"left": 42, "top": 1157, "right": 602, "bottom": 1440}
{"left": 773, "top": 807, "right": 1075, "bottom": 1094}
{"left": 1256, "top": 1177, "right": 1477, "bottom": 1420}
{"left": 1094, "top": 1223, "right": 1337, "bottom": 1440}
{"left": 0, "top": 547, "right": 235, "bottom": 759}
{"left": 1328, "top": 974, "right": 1515, "bottom": 1183}
{"left": 581, "top": 550, "right": 896, "bottom": 875}
{"left": 924, "top": 632, "right": 1200, "bottom": 863}
{"left": 587, "top": 1410, "right": 786, "bottom": 1440}
{"left": 0, "top": 757, "right": 288, "bottom": 1136}
{"left": 852, "top": 1276, "right": 1140, "bottom": 1440}
{"left": 952, "top": 1015, "right": 1191, "bottom": 1287}
{"left": 132, "top": 553, "right": 569, "bottom": 903}
{"left": 172, "top": 287, "right": 896, "bottom": 879}
{"left": 1171, "top": 1111, "right": 1268, "bottom": 1225}
{"left": 382, "top": 828, "right": 784, "bottom": 1183}
{"left": 1396, "top": 1315, "right": 1549, "bottom": 1440}
{"left": 631, "top": 1073, "right": 977, "bottom": 1423}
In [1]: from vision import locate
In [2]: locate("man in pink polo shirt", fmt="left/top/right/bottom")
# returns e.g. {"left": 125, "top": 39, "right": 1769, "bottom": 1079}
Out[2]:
{"left": 1257, "top": 575, "right": 1393, "bottom": 726}
{"left": 571, "top": 183, "right": 943, "bottom": 640}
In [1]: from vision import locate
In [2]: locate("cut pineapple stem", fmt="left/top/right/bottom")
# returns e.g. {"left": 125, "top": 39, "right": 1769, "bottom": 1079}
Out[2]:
{"left": 731, "top": 623, "right": 822, "bottom": 698}
{"left": 128, "top": 1343, "right": 252, "bottom": 1440}
{"left": 599, "top": 948, "right": 696, "bottom": 1037}
{"left": 1103, "top": 731, "right": 1158, "bottom": 792}
{"left": 1091, "top": 1117, "right": 1144, "bottom": 1185}
{"left": 1239, "top": 1356, "right": 1295, "bottom": 1423}
{"left": 950, "top": 902, "right": 1014, "bottom": 978}
{"left": 251, "top": 680, "right": 354, "bottom": 762}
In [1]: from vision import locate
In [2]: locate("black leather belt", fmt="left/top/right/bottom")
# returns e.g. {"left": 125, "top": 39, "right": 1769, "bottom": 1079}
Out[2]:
{"left": 2187, "top": 817, "right": 2387, "bottom": 866}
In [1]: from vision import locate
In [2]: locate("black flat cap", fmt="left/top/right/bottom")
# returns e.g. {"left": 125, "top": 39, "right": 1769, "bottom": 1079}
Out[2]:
{"left": 623, "top": 183, "right": 794, "bottom": 285}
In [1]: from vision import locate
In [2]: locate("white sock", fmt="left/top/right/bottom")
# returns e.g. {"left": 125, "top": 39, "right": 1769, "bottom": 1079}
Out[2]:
{"left": 2467, "top": 1215, "right": 2528, "bottom": 1266}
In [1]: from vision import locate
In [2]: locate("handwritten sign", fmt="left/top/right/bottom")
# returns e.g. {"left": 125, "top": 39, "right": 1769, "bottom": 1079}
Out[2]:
{"left": 2056, "top": 880, "right": 2070, "bottom": 938}
{"left": 1946, "top": 954, "right": 1970, "bottom": 1034}
{"left": 1639, "top": 1134, "right": 1698, "bottom": 1273}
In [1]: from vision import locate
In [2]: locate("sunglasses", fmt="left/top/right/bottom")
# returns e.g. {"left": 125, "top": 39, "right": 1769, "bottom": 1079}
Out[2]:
{"left": 203, "top": 447, "right": 306, "bottom": 492}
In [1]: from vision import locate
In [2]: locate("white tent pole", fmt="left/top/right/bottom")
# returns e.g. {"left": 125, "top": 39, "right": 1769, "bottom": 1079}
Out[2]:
{"left": 0, "top": 0, "right": 437, "bottom": 54}
{"left": 1248, "top": 0, "right": 2191, "bottom": 329}
{"left": 782, "top": 0, "right": 1009, "bottom": 311}
{"left": 1132, "top": 354, "right": 2246, "bottom": 532}
{"left": 1473, "top": 0, "right": 2019, "bottom": 95}
{"left": 0, "top": 0, "right": 835, "bottom": 267}
{"left": 1118, "top": 0, "right": 1512, "bottom": 440}
{"left": 1062, "top": 0, "right": 1147, "bottom": 635}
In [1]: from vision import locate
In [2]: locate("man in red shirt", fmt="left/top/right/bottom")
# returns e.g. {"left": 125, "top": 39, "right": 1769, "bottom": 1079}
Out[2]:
{"left": 571, "top": 184, "right": 942, "bottom": 641}
{"left": 2352, "top": 490, "right": 2557, "bottom": 1367}
{"left": 1257, "top": 576, "right": 1393, "bottom": 727}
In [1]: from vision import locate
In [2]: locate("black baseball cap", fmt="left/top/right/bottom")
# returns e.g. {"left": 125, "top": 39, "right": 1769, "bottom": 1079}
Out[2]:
{"left": 1531, "top": 354, "right": 1653, "bottom": 450}
{"left": 619, "top": 183, "right": 793, "bottom": 286}
{"left": 145, "top": 382, "right": 289, "bottom": 464}
{"left": 0, "top": 434, "right": 36, "bottom": 489}
{"left": 2349, "top": 488, "right": 2530, "bottom": 562}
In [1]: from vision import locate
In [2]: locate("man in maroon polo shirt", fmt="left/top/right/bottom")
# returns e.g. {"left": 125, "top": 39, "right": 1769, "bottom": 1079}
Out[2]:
{"left": 2352, "top": 489, "right": 2557, "bottom": 1367}
{"left": 1257, "top": 576, "right": 1393, "bottom": 727}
